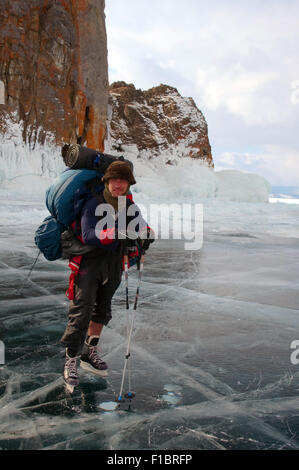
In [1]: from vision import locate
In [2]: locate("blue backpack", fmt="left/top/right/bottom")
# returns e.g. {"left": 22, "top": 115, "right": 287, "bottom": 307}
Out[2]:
{"left": 35, "top": 168, "right": 104, "bottom": 260}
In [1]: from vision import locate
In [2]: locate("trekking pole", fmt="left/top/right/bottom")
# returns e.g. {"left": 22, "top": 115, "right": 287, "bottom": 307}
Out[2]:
{"left": 18, "top": 250, "right": 41, "bottom": 297}
{"left": 124, "top": 248, "right": 129, "bottom": 310}
{"left": 117, "top": 307, "right": 136, "bottom": 404}
{"left": 27, "top": 250, "right": 41, "bottom": 281}
{"left": 133, "top": 250, "right": 145, "bottom": 311}
{"left": 125, "top": 248, "right": 145, "bottom": 404}
{"left": 118, "top": 232, "right": 130, "bottom": 310}
{"left": 117, "top": 244, "right": 146, "bottom": 405}
{"left": 117, "top": 244, "right": 130, "bottom": 403}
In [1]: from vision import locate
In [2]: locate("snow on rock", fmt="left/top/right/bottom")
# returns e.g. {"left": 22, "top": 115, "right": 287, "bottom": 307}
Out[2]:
{"left": 0, "top": 116, "right": 270, "bottom": 204}
{"left": 105, "top": 82, "right": 213, "bottom": 166}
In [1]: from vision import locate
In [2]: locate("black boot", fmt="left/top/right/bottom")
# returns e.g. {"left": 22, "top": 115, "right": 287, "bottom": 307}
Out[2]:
{"left": 80, "top": 336, "right": 108, "bottom": 377}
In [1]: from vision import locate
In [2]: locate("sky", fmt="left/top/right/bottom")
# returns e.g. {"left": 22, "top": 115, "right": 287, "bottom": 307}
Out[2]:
{"left": 105, "top": 0, "right": 299, "bottom": 186}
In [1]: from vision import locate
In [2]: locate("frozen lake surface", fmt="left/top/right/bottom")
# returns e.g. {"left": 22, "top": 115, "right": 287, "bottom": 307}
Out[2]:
{"left": 1, "top": 195, "right": 299, "bottom": 450}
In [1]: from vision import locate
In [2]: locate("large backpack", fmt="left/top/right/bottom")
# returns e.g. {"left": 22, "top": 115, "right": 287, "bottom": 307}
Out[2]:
{"left": 34, "top": 145, "right": 134, "bottom": 261}
{"left": 34, "top": 144, "right": 136, "bottom": 261}
{"left": 34, "top": 169, "right": 104, "bottom": 261}
{"left": 34, "top": 168, "right": 104, "bottom": 260}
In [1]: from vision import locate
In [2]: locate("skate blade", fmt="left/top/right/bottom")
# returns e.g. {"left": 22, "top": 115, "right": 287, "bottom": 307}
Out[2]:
{"left": 80, "top": 360, "right": 108, "bottom": 377}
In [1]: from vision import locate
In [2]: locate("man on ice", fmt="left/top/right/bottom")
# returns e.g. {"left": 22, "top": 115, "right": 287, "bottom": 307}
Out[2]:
{"left": 59, "top": 160, "right": 154, "bottom": 390}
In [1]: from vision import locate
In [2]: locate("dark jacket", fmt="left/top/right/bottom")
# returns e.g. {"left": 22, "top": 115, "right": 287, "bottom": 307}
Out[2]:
{"left": 61, "top": 191, "right": 148, "bottom": 259}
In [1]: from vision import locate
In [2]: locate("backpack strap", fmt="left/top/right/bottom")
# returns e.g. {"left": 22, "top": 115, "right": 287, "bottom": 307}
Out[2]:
{"left": 72, "top": 177, "right": 104, "bottom": 236}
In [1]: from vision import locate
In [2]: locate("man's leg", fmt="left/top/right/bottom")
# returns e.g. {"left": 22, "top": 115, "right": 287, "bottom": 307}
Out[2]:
{"left": 61, "top": 258, "right": 100, "bottom": 354}
{"left": 61, "top": 258, "right": 100, "bottom": 386}
{"left": 87, "top": 321, "right": 104, "bottom": 338}
{"left": 80, "top": 274, "right": 122, "bottom": 376}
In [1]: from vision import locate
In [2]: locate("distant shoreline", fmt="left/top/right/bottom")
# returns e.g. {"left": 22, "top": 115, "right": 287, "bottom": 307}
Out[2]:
{"left": 270, "top": 185, "right": 299, "bottom": 204}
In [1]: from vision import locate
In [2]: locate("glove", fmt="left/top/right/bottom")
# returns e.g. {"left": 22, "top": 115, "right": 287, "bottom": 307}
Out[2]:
{"left": 98, "top": 227, "right": 116, "bottom": 245}
{"left": 138, "top": 226, "right": 155, "bottom": 251}
{"left": 118, "top": 230, "right": 138, "bottom": 256}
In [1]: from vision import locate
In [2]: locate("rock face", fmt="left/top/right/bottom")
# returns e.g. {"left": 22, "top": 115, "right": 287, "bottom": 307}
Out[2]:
{"left": 0, "top": 0, "right": 108, "bottom": 150}
{"left": 106, "top": 81, "right": 213, "bottom": 166}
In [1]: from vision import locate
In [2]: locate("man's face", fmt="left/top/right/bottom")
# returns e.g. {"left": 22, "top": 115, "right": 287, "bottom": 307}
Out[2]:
{"left": 108, "top": 178, "right": 129, "bottom": 197}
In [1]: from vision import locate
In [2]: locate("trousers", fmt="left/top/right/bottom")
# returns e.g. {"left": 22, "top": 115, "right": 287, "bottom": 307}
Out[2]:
{"left": 60, "top": 252, "right": 122, "bottom": 352}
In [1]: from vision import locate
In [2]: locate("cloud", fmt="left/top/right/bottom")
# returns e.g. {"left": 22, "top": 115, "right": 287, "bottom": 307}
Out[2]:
{"left": 291, "top": 80, "right": 299, "bottom": 105}
{"left": 215, "top": 145, "right": 299, "bottom": 186}
{"left": 196, "top": 64, "right": 282, "bottom": 125}
{"left": 105, "top": 0, "right": 299, "bottom": 185}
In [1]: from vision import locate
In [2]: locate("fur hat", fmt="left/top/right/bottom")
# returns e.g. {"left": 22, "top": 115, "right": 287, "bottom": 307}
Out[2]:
{"left": 102, "top": 160, "right": 136, "bottom": 185}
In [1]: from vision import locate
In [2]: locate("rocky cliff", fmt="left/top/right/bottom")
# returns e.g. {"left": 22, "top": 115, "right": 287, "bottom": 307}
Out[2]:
{"left": 105, "top": 81, "right": 213, "bottom": 166}
{"left": 0, "top": 0, "right": 108, "bottom": 150}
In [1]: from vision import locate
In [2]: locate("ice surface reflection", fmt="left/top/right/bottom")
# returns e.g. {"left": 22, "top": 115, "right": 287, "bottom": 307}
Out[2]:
{"left": 1, "top": 197, "right": 299, "bottom": 450}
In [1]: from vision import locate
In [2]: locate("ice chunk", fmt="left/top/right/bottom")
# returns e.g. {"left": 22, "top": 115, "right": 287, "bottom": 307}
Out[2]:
{"left": 99, "top": 401, "right": 118, "bottom": 411}
{"left": 215, "top": 169, "right": 271, "bottom": 202}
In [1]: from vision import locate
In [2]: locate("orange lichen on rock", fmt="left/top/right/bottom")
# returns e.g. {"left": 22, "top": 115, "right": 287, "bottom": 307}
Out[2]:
{"left": 0, "top": 0, "right": 108, "bottom": 150}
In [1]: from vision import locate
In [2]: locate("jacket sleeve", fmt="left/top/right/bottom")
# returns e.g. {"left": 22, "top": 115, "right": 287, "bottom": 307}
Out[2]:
{"left": 80, "top": 197, "right": 119, "bottom": 250}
